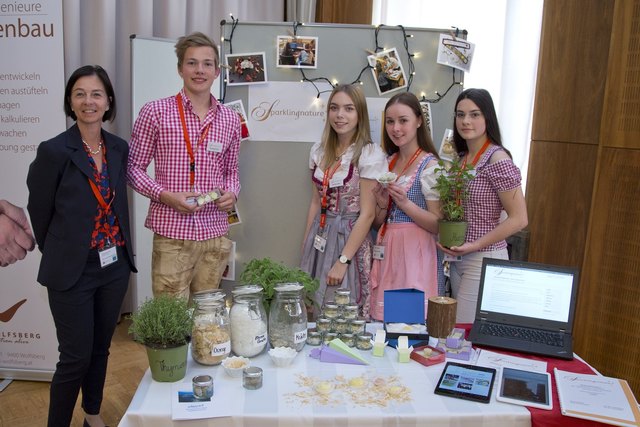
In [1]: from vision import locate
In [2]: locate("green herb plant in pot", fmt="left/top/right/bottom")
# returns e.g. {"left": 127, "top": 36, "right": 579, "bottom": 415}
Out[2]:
{"left": 239, "top": 257, "right": 320, "bottom": 313}
{"left": 433, "top": 158, "right": 475, "bottom": 248}
{"left": 128, "top": 294, "right": 194, "bottom": 382}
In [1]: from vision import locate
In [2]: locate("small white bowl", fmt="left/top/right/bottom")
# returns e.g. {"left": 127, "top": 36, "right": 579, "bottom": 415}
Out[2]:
{"left": 222, "top": 356, "right": 250, "bottom": 377}
{"left": 268, "top": 347, "right": 297, "bottom": 367}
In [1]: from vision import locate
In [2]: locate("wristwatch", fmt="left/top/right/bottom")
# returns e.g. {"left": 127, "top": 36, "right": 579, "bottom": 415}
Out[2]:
{"left": 339, "top": 255, "right": 351, "bottom": 265}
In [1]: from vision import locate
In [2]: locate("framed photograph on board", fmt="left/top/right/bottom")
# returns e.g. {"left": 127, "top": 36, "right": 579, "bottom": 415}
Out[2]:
{"left": 368, "top": 48, "right": 407, "bottom": 96}
{"left": 224, "top": 99, "right": 250, "bottom": 140}
{"left": 276, "top": 35, "right": 318, "bottom": 69}
{"left": 437, "top": 34, "right": 475, "bottom": 73}
{"left": 438, "top": 129, "right": 457, "bottom": 162}
{"left": 420, "top": 101, "right": 434, "bottom": 140}
{"left": 228, "top": 206, "right": 242, "bottom": 227}
{"left": 221, "top": 241, "right": 236, "bottom": 281}
{"left": 225, "top": 52, "right": 267, "bottom": 85}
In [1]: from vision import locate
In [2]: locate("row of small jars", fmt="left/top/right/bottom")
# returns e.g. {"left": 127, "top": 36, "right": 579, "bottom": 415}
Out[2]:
{"left": 307, "top": 330, "right": 373, "bottom": 350}
{"left": 317, "top": 317, "right": 366, "bottom": 335}
{"left": 322, "top": 301, "right": 358, "bottom": 320}
{"left": 191, "top": 283, "right": 308, "bottom": 366}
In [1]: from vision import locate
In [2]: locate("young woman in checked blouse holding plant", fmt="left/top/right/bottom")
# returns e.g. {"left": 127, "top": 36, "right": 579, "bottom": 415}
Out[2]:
{"left": 439, "top": 88, "right": 528, "bottom": 323}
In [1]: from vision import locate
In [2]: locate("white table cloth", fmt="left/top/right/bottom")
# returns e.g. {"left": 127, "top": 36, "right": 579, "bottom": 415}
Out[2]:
{"left": 119, "top": 328, "right": 530, "bottom": 427}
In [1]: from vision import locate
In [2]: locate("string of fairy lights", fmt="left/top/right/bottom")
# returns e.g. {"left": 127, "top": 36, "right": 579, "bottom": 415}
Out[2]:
{"left": 220, "top": 16, "right": 464, "bottom": 104}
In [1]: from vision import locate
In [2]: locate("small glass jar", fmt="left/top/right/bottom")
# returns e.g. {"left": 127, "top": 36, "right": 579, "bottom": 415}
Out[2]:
{"left": 322, "top": 332, "right": 338, "bottom": 345}
{"left": 323, "top": 302, "right": 339, "bottom": 319}
{"left": 349, "top": 319, "right": 366, "bottom": 335}
{"left": 192, "top": 290, "right": 231, "bottom": 365}
{"left": 334, "top": 318, "right": 349, "bottom": 334}
{"left": 342, "top": 304, "right": 358, "bottom": 320}
{"left": 230, "top": 285, "right": 268, "bottom": 357}
{"left": 334, "top": 289, "right": 351, "bottom": 305}
{"left": 356, "top": 332, "right": 373, "bottom": 350}
{"left": 268, "top": 283, "right": 308, "bottom": 351}
{"left": 340, "top": 333, "right": 355, "bottom": 347}
{"left": 316, "top": 317, "right": 332, "bottom": 333}
{"left": 243, "top": 366, "right": 263, "bottom": 390}
{"left": 192, "top": 375, "right": 214, "bottom": 400}
{"left": 306, "top": 330, "right": 322, "bottom": 346}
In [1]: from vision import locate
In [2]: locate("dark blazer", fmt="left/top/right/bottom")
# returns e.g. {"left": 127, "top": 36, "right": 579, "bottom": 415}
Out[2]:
{"left": 27, "top": 124, "right": 136, "bottom": 290}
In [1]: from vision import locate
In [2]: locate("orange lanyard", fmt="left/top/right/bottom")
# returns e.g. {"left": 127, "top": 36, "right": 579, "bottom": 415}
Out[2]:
{"left": 378, "top": 147, "right": 423, "bottom": 240}
{"left": 87, "top": 177, "right": 116, "bottom": 245}
{"left": 176, "top": 93, "right": 211, "bottom": 190}
{"left": 461, "top": 138, "right": 491, "bottom": 168}
{"left": 319, "top": 159, "right": 343, "bottom": 230}
{"left": 88, "top": 179, "right": 115, "bottom": 213}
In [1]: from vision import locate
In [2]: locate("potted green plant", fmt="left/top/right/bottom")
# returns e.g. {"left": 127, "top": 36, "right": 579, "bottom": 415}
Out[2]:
{"left": 433, "top": 158, "right": 475, "bottom": 248}
{"left": 128, "top": 294, "right": 194, "bottom": 382}
{"left": 239, "top": 257, "right": 320, "bottom": 312}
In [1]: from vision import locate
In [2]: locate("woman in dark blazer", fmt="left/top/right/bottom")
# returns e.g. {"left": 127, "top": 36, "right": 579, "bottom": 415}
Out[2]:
{"left": 27, "top": 65, "right": 136, "bottom": 427}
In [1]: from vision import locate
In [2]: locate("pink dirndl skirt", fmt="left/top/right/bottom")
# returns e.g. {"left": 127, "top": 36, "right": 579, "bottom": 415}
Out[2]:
{"left": 369, "top": 222, "right": 438, "bottom": 321}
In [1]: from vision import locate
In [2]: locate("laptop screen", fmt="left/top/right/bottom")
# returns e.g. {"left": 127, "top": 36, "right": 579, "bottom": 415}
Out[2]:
{"left": 479, "top": 261, "right": 575, "bottom": 323}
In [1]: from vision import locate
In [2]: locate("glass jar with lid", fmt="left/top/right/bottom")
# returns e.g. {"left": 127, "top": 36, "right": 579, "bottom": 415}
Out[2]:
{"left": 230, "top": 285, "right": 268, "bottom": 357}
{"left": 268, "top": 283, "right": 308, "bottom": 351}
{"left": 192, "top": 290, "right": 231, "bottom": 365}
{"left": 334, "top": 289, "right": 351, "bottom": 306}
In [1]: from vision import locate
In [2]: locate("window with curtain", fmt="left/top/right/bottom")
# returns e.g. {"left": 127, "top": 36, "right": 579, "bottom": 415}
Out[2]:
{"left": 371, "top": 0, "right": 543, "bottom": 187}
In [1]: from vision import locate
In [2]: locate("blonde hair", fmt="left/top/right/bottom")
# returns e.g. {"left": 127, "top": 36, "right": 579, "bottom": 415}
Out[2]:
{"left": 175, "top": 32, "right": 219, "bottom": 68}
{"left": 320, "top": 84, "right": 373, "bottom": 170}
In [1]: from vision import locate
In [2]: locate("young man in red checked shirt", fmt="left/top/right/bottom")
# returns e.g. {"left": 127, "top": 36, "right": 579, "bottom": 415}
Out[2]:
{"left": 128, "top": 32, "right": 241, "bottom": 299}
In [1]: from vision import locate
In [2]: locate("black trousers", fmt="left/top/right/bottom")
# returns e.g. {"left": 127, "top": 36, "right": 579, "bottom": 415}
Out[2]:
{"left": 46, "top": 246, "right": 131, "bottom": 427}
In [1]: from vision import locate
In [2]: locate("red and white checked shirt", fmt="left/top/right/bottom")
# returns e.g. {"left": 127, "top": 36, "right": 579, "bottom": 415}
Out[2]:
{"left": 128, "top": 89, "right": 241, "bottom": 241}
{"left": 463, "top": 145, "right": 522, "bottom": 251}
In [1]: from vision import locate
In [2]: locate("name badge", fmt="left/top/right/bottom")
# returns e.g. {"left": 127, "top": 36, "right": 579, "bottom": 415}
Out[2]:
{"left": 99, "top": 245, "right": 118, "bottom": 268}
{"left": 207, "top": 140, "right": 224, "bottom": 153}
{"left": 373, "top": 245, "right": 385, "bottom": 260}
{"left": 444, "top": 253, "right": 462, "bottom": 262}
{"left": 313, "top": 234, "right": 327, "bottom": 253}
{"left": 329, "top": 176, "right": 343, "bottom": 188}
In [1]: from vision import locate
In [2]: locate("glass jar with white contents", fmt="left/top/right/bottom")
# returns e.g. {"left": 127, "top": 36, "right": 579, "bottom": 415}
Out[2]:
{"left": 230, "top": 285, "right": 268, "bottom": 357}
{"left": 192, "top": 290, "right": 231, "bottom": 365}
{"left": 268, "top": 283, "right": 308, "bottom": 351}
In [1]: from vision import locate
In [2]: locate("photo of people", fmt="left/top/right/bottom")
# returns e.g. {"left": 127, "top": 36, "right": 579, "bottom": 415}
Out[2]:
{"left": 276, "top": 35, "right": 318, "bottom": 69}
{"left": 221, "top": 241, "right": 236, "bottom": 281}
{"left": 225, "top": 52, "right": 267, "bottom": 85}
{"left": 368, "top": 48, "right": 407, "bottom": 95}
{"left": 224, "top": 99, "right": 250, "bottom": 140}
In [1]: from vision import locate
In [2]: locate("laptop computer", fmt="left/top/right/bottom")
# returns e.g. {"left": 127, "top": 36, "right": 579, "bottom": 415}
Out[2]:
{"left": 468, "top": 258, "right": 579, "bottom": 360}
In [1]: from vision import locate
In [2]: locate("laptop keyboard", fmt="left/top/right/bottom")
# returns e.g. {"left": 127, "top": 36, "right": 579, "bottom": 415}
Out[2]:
{"left": 479, "top": 323, "right": 564, "bottom": 347}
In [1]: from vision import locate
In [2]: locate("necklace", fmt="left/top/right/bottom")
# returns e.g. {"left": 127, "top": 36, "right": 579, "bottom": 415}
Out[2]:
{"left": 82, "top": 137, "right": 103, "bottom": 155}
{"left": 335, "top": 144, "right": 350, "bottom": 161}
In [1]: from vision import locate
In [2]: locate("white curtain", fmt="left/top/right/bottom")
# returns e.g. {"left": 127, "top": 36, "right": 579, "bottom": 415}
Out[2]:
{"left": 62, "top": 0, "right": 285, "bottom": 138}
{"left": 372, "top": 0, "right": 543, "bottom": 188}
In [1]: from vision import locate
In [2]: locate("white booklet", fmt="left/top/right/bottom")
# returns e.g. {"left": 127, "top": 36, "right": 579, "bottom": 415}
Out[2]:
{"left": 171, "top": 381, "right": 234, "bottom": 421}
{"left": 476, "top": 349, "right": 547, "bottom": 373}
{"left": 554, "top": 368, "right": 640, "bottom": 427}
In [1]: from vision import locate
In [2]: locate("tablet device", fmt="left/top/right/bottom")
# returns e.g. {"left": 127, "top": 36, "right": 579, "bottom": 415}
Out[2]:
{"left": 496, "top": 367, "right": 553, "bottom": 410}
{"left": 434, "top": 362, "right": 497, "bottom": 403}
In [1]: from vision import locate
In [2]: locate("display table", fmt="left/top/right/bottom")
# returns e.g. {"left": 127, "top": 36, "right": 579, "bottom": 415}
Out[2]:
{"left": 119, "top": 324, "right": 531, "bottom": 427}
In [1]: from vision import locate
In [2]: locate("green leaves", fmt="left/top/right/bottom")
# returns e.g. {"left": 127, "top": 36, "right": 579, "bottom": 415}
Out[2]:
{"left": 239, "top": 258, "right": 320, "bottom": 310}
{"left": 128, "top": 294, "right": 194, "bottom": 349}
{"left": 433, "top": 159, "right": 475, "bottom": 222}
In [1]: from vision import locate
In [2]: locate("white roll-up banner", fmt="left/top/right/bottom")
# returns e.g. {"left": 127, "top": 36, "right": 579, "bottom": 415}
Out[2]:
{"left": 0, "top": 0, "right": 65, "bottom": 381}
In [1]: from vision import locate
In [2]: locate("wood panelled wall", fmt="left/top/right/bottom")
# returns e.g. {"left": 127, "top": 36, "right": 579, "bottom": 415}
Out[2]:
{"left": 528, "top": 0, "right": 640, "bottom": 394}
{"left": 315, "top": 0, "right": 372, "bottom": 24}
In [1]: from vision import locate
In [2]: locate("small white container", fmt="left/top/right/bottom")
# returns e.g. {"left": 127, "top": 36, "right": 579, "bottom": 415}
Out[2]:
{"left": 268, "top": 346, "right": 297, "bottom": 367}
{"left": 221, "top": 356, "right": 250, "bottom": 377}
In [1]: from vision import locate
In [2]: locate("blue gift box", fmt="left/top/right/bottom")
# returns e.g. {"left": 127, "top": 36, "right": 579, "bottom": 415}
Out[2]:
{"left": 383, "top": 288, "right": 429, "bottom": 341}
